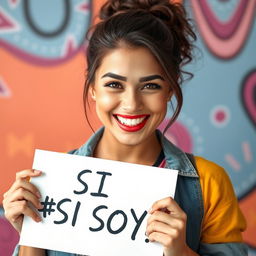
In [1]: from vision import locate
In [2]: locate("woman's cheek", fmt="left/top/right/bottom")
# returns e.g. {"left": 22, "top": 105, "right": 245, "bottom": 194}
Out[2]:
{"left": 97, "top": 93, "right": 119, "bottom": 112}
{"left": 145, "top": 94, "right": 168, "bottom": 113}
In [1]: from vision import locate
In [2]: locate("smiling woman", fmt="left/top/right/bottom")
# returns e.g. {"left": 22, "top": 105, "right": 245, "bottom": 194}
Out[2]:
{"left": 90, "top": 47, "right": 171, "bottom": 159}
{"left": 3, "top": 0, "right": 247, "bottom": 256}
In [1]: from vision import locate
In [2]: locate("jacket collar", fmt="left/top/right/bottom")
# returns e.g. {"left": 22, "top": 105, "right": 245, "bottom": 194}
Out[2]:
{"left": 74, "top": 127, "right": 198, "bottom": 178}
{"left": 74, "top": 127, "right": 104, "bottom": 157}
{"left": 156, "top": 130, "right": 198, "bottom": 177}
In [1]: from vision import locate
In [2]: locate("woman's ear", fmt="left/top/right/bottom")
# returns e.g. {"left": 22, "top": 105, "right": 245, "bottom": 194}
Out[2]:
{"left": 167, "top": 89, "right": 173, "bottom": 101}
{"left": 89, "top": 85, "right": 96, "bottom": 101}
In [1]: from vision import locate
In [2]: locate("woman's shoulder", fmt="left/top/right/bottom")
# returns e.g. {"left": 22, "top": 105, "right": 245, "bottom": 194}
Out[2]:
{"left": 193, "top": 155, "right": 238, "bottom": 209}
{"left": 193, "top": 156, "right": 231, "bottom": 186}
{"left": 193, "top": 156, "right": 247, "bottom": 244}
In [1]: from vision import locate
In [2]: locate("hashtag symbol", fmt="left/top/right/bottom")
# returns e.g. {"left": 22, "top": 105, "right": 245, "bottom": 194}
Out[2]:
{"left": 38, "top": 196, "right": 56, "bottom": 218}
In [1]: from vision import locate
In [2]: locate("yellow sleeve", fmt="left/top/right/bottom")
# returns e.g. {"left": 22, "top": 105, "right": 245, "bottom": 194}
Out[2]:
{"left": 194, "top": 156, "right": 247, "bottom": 244}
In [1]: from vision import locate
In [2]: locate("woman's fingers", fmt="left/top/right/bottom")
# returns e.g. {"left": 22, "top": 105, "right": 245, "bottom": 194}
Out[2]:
{"left": 16, "top": 169, "right": 42, "bottom": 180}
{"left": 147, "top": 197, "right": 187, "bottom": 235}
{"left": 5, "top": 200, "right": 41, "bottom": 223}
{"left": 4, "top": 169, "right": 42, "bottom": 202}
{"left": 2, "top": 169, "right": 43, "bottom": 233}
{"left": 147, "top": 231, "right": 177, "bottom": 248}
{"left": 8, "top": 187, "right": 43, "bottom": 210}
{"left": 7, "top": 178, "right": 41, "bottom": 200}
{"left": 146, "top": 197, "right": 190, "bottom": 255}
{"left": 4, "top": 169, "right": 42, "bottom": 198}
{"left": 149, "top": 197, "right": 186, "bottom": 219}
{"left": 146, "top": 219, "right": 180, "bottom": 237}
{"left": 147, "top": 209, "right": 185, "bottom": 231}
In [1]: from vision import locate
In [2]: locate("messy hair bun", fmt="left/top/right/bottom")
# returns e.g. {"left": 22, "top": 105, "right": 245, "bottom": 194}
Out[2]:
{"left": 100, "top": 0, "right": 177, "bottom": 20}
{"left": 84, "top": 0, "right": 196, "bottom": 132}
{"left": 100, "top": 0, "right": 186, "bottom": 24}
{"left": 99, "top": 0, "right": 195, "bottom": 71}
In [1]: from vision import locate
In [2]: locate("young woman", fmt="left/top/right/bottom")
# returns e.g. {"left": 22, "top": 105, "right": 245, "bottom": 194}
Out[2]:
{"left": 3, "top": 0, "right": 247, "bottom": 255}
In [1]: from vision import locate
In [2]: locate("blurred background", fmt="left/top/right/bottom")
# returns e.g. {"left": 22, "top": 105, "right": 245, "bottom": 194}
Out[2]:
{"left": 0, "top": 0, "right": 255, "bottom": 255}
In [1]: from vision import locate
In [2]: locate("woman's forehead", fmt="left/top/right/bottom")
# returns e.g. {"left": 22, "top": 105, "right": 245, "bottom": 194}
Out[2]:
{"left": 96, "top": 47, "right": 165, "bottom": 78}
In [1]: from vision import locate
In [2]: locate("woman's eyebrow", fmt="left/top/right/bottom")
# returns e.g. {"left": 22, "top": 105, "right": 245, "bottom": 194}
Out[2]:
{"left": 139, "top": 74, "right": 165, "bottom": 82}
{"left": 101, "top": 72, "right": 127, "bottom": 81}
{"left": 101, "top": 73, "right": 165, "bottom": 82}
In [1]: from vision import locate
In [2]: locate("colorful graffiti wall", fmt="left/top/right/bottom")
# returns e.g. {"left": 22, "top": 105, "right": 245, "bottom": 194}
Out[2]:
{"left": 0, "top": 0, "right": 255, "bottom": 255}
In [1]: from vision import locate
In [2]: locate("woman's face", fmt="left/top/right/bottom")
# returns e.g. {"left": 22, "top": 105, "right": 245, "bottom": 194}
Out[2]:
{"left": 90, "top": 46, "right": 172, "bottom": 146}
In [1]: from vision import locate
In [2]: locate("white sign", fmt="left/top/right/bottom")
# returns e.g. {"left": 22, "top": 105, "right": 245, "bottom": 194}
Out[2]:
{"left": 20, "top": 149, "right": 178, "bottom": 256}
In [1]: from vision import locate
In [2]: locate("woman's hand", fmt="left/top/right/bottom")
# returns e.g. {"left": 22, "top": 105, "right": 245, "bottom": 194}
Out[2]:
{"left": 146, "top": 197, "right": 198, "bottom": 256}
{"left": 2, "top": 169, "right": 43, "bottom": 233}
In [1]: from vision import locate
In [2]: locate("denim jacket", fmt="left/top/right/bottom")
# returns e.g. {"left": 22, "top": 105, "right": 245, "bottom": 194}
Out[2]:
{"left": 13, "top": 127, "right": 247, "bottom": 256}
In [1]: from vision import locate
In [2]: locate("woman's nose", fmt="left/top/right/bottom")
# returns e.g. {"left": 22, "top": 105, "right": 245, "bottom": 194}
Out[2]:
{"left": 121, "top": 89, "right": 143, "bottom": 112}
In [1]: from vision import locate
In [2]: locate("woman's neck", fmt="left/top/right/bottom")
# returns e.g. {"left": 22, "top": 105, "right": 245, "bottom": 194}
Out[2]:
{"left": 93, "top": 130, "right": 162, "bottom": 166}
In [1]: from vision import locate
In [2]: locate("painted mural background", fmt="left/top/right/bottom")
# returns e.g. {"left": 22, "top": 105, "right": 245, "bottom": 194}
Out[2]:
{"left": 0, "top": 0, "right": 255, "bottom": 255}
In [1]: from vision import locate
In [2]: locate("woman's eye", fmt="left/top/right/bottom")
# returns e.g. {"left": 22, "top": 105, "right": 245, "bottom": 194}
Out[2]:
{"left": 104, "top": 82, "right": 122, "bottom": 89}
{"left": 142, "top": 83, "right": 161, "bottom": 90}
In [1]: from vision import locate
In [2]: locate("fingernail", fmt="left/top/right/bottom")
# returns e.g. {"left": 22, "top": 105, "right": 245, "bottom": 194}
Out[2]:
{"left": 34, "top": 169, "right": 42, "bottom": 174}
{"left": 36, "top": 216, "right": 41, "bottom": 222}
{"left": 148, "top": 208, "right": 153, "bottom": 214}
{"left": 38, "top": 202, "right": 43, "bottom": 209}
{"left": 36, "top": 191, "right": 41, "bottom": 198}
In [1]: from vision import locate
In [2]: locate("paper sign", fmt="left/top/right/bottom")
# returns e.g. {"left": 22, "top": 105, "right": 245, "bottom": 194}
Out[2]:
{"left": 20, "top": 149, "right": 178, "bottom": 256}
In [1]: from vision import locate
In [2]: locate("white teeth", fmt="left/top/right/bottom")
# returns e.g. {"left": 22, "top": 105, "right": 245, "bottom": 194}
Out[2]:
{"left": 116, "top": 116, "right": 146, "bottom": 126}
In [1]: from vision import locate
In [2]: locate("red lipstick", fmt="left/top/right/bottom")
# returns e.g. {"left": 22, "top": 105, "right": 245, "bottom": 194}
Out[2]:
{"left": 114, "top": 114, "right": 150, "bottom": 132}
{"left": 115, "top": 114, "right": 148, "bottom": 119}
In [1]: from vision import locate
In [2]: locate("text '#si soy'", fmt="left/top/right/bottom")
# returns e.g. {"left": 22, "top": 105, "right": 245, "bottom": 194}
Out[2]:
{"left": 38, "top": 170, "right": 149, "bottom": 242}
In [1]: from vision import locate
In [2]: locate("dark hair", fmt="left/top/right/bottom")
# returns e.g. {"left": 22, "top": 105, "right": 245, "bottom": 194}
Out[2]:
{"left": 84, "top": 0, "right": 196, "bottom": 133}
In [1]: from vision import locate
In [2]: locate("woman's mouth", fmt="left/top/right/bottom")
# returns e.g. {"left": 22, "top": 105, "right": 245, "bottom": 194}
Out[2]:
{"left": 113, "top": 114, "right": 150, "bottom": 132}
